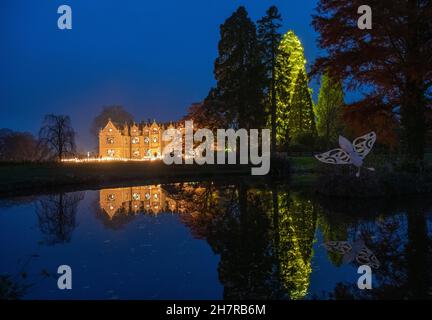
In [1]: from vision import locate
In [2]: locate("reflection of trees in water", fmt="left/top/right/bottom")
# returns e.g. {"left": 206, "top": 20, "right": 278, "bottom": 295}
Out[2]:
{"left": 405, "top": 209, "right": 431, "bottom": 299}
{"left": 207, "top": 186, "right": 276, "bottom": 299}
{"left": 94, "top": 204, "right": 136, "bottom": 230}
{"left": 89, "top": 181, "right": 432, "bottom": 299}
{"left": 35, "top": 192, "right": 84, "bottom": 245}
{"left": 174, "top": 182, "right": 318, "bottom": 299}
{"left": 175, "top": 182, "right": 432, "bottom": 300}
{"left": 275, "top": 192, "right": 317, "bottom": 299}
{"left": 0, "top": 196, "right": 38, "bottom": 208}
{"left": 166, "top": 182, "right": 226, "bottom": 239}
{"left": 0, "top": 254, "right": 52, "bottom": 300}
{"left": 317, "top": 197, "right": 432, "bottom": 299}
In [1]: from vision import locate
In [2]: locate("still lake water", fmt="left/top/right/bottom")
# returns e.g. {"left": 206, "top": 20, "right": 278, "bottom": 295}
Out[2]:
{"left": 1, "top": 181, "right": 432, "bottom": 300}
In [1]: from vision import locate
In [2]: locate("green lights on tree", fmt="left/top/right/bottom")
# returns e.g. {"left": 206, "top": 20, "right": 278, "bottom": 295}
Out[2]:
{"left": 274, "top": 31, "right": 316, "bottom": 148}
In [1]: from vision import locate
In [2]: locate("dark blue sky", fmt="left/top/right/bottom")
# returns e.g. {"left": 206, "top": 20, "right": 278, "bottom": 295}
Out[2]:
{"left": 1, "top": 0, "right": 321, "bottom": 151}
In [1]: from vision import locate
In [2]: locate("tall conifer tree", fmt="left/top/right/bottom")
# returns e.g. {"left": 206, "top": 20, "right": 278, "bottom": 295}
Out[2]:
{"left": 315, "top": 72, "right": 344, "bottom": 147}
{"left": 275, "top": 31, "right": 314, "bottom": 147}
{"left": 258, "top": 6, "right": 282, "bottom": 153}
{"left": 213, "top": 6, "right": 265, "bottom": 129}
{"left": 289, "top": 71, "right": 316, "bottom": 139}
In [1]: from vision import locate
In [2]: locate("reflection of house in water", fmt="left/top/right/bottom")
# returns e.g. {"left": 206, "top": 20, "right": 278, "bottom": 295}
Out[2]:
{"left": 99, "top": 185, "right": 181, "bottom": 218}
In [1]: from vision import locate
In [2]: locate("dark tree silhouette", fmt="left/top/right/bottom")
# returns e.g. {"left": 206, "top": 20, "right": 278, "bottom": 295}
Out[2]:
{"left": 312, "top": 0, "right": 432, "bottom": 161}
{"left": 213, "top": 6, "right": 266, "bottom": 129}
{"left": 183, "top": 98, "right": 227, "bottom": 130}
{"left": 38, "top": 115, "right": 76, "bottom": 161}
{"left": 35, "top": 192, "right": 84, "bottom": 245}
{"left": 0, "top": 129, "right": 50, "bottom": 161}
{"left": 258, "top": 6, "right": 283, "bottom": 154}
{"left": 91, "top": 105, "right": 133, "bottom": 142}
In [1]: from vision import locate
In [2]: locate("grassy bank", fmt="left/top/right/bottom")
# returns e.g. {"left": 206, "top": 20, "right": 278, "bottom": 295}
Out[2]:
{"left": 0, "top": 161, "right": 254, "bottom": 197}
{"left": 1, "top": 154, "right": 431, "bottom": 198}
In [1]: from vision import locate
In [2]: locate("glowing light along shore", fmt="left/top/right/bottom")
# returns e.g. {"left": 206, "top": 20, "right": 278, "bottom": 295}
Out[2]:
{"left": 61, "top": 156, "right": 163, "bottom": 163}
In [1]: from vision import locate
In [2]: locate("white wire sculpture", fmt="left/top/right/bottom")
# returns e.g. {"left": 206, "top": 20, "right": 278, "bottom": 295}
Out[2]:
{"left": 322, "top": 240, "right": 380, "bottom": 269}
{"left": 314, "top": 132, "right": 376, "bottom": 177}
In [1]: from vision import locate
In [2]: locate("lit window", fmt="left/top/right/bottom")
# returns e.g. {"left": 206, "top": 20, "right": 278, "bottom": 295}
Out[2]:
{"left": 132, "top": 137, "right": 139, "bottom": 144}
{"left": 108, "top": 128, "right": 113, "bottom": 132}
{"left": 154, "top": 193, "right": 158, "bottom": 200}
{"left": 108, "top": 194, "right": 115, "bottom": 201}
{"left": 133, "top": 150, "right": 140, "bottom": 157}
{"left": 107, "top": 149, "right": 115, "bottom": 157}
{"left": 107, "top": 137, "right": 114, "bottom": 144}
{"left": 132, "top": 193, "right": 140, "bottom": 201}
{"left": 144, "top": 137, "right": 149, "bottom": 144}
{"left": 145, "top": 193, "right": 150, "bottom": 200}
{"left": 153, "top": 136, "right": 158, "bottom": 143}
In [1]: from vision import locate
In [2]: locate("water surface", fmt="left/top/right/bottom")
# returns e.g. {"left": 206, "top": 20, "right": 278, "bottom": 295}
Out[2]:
{"left": 1, "top": 182, "right": 431, "bottom": 299}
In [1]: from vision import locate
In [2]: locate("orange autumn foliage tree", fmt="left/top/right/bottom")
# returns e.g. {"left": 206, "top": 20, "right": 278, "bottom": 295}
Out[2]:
{"left": 343, "top": 99, "right": 399, "bottom": 149}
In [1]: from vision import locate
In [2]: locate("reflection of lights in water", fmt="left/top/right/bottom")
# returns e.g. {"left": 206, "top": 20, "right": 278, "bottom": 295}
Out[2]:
{"left": 101, "top": 184, "right": 178, "bottom": 218}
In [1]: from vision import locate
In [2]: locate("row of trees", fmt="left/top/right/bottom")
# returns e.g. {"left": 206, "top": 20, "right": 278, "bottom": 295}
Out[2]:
{"left": 187, "top": 2, "right": 431, "bottom": 160}
{"left": 186, "top": 6, "right": 322, "bottom": 153}
{"left": 5, "top": 2, "right": 430, "bottom": 162}
{"left": 312, "top": 0, "right": 431, "bottom": 161}
{"left": 0, "top": 115, "right": 76, "bottom": 161}
{"left": 1, "top": 104, "right": 137, "bottom": 162}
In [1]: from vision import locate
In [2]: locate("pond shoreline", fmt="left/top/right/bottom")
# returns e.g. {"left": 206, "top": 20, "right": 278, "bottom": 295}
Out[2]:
{"left": 1, "top": 161, "right": 432, "bottom": 199}
{"left": 0, "top": 162, "right": 267, "bottom": 198}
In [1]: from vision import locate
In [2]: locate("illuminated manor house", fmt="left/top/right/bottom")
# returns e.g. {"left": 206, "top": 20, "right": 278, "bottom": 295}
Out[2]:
{"left": 99, "top": 119, "right": 182, "bottom": 159}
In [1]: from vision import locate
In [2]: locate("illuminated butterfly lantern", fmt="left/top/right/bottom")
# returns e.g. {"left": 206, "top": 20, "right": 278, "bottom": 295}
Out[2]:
{"left": 314, "top": 132, "right": 376, "bottom": 177}
{"left": 322, "top": 240, "right": 380, "bottom": 269}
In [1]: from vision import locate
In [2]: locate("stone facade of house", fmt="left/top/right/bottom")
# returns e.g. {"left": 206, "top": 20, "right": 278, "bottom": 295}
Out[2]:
{"left": 99, "top": 119, "right": 181, "bottom": 159}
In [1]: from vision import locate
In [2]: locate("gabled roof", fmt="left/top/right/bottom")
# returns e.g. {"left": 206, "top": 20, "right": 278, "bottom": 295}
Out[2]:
{"left": 102, "top": 118, "right": 122, "bottom": 132}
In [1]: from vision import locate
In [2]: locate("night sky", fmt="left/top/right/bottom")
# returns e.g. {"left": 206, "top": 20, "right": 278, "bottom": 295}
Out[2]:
{"left": 1, "top": 0, "right": 321, "bottom": 151}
